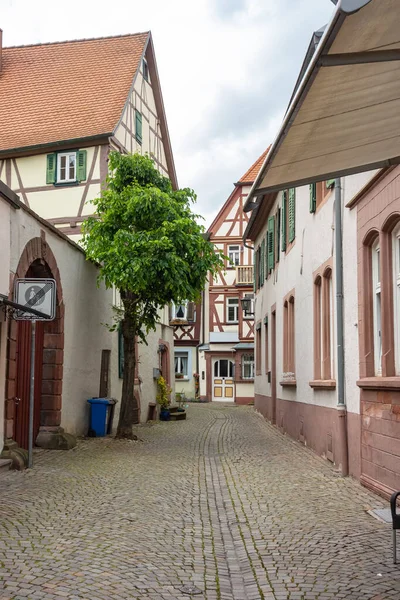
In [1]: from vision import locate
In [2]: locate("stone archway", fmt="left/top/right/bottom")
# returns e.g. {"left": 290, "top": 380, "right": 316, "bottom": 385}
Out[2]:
{"left": 2, "top": 233, "right": 75, "bottom": 468}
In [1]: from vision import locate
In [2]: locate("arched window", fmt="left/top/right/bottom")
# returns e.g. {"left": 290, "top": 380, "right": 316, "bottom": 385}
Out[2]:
{"left": 372, "top": 238, "right": 382, "bottom": 375}
{"left": 393, "top": 224, "right": 400, "bottom": 374}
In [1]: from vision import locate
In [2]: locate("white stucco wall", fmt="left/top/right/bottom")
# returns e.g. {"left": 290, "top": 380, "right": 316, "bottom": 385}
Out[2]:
{"left": 254, "top": 171, "right": 378, "bottom": 416}
{"left": 0, "top": 199, "right": 12, "bottom": 453}
{"left": 174, "top": 346, "right": 197, "bottom": 399}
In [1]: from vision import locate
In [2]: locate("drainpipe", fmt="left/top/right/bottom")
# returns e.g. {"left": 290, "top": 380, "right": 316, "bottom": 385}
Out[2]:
{"left": 195, "top": 289, "right": 205, "bottom": 399}
{"left": 335, "top": 177, "right": 349, "bottom": 476}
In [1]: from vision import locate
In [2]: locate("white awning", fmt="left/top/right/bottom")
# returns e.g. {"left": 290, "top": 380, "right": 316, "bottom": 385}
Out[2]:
{"left": 245, "top": 0, "right": 400, "bottom": 208}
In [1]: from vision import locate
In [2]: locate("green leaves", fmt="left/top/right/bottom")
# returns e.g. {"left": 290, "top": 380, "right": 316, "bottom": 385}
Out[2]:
{"left": 82, "top": 152, "right": 224, "bottom": 336}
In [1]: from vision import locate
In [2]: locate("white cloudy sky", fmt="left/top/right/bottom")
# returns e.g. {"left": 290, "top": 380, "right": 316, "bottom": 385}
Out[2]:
{"left": 1, "top": 0, "right": 334, "bottom": 226}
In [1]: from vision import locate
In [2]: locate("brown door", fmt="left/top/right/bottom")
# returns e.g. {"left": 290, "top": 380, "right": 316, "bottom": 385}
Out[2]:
{"left": 271, "top": 310, "right": 277, "bottom": 425}
{"left": 15, "top": 321, "right": 44, "bottom": 449}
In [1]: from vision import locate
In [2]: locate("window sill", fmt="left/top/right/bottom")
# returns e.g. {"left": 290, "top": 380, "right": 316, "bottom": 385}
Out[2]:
{"left": 241, "top": 378, "right": 254, "bottom": 382}
{"left": 280, "top": 379, "right": 297, "bottom": 387}
{"left": 175, "top": 377, "right": 189, "bottom": 381}
{"left": 309, "top": 379, "right": 336, "bottom": 390}
{"left": 356, "top": 377, "right": 400, "bottom": 391}
{"left": 53, "top": 180, "right": 80, "bottom": 187}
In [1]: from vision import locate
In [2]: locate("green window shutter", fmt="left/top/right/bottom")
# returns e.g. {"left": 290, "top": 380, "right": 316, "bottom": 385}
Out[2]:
{"left": 260, "top": 240, "right": 265, "bottom": 285}
{"left": 326, "top": 179, "right": 335, "bottom": 189}
{"left": 309, "top": 183, "right": 317, "bottom": 213}
{"left": 288, "top": 188, "right": 296, "bottom": 243}
{"left": 135, "top": 110, "right": 143, "bottom": 144}
{"left": 281, "top": 191, "right": 287, "bottom": 252}
{"left": 265, "top": 232, "right": 268, "bottom": 279}
{"left": 253, "top": 250, "right": 256, "bottom": 293}
{"left": 76, "top": 150, "right": 87, "bottom": 182}
{"left": 46, "top": 153, "right": 56, "bottom": 184}
{"left": 268, "top": 216, "right": 275, "bottom": 272}
{"left": 258, "top": 248, "right": 261, "bottom": 289}
{"left": 118, "top": 324, "right": 124, "bottom": 379}
{"left": 276, "top": 208, "right": 281, "bottom": 263}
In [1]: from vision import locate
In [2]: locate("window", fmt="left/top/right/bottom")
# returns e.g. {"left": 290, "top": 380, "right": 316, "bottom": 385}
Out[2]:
{"left": 310, "top": 180, "right": 335, "bottom": 213}
{"left": 135, "top": 110, "right": 142, "bottom": 144}
{"left": 393, "top": 226, "right": 400, "bottom": 375}
{"left": 214, "top": 360, "right": 233, "bottom": 378}
{"left": 313, "top": 268, "right": 334, "bottom": 382}
{"left": 256, "top": 324, "right": 262, "bottom": 375}
{"left": 175, "top": 352, "right": 188, "bottom": 378}
{"left": 227, "top": 298, "right": 239, "bottom": 323}
{"left": 228, "top": 245, "right": 240, "bottom": 266}
{"left": 242, "top": 354, "right": 254, "bottom": 379}
{"left": 142, "top": 58, "right": 149, "bottom": 82}
{"left": 281, "top": 188, "right": 296, "bottom": 251}
{"left": 264, "top": 317, "right": 269, "bottom": 374}
{"left": 58, "top": 152, "right": 76, "bottom": 183}
{"left": 372, "top": 240, "right": 382, "bottom": 375}
{"left": 170, "top": 302, "right": 195, "bottom": 322}
{"left": 243, "top": 293, "right": 254, "bottom": 319}
{"left": 46, "top": 150, "right": 87, "bottom": 185}
{"left": 283, "top": 295, "right": 295, "bottom": 380}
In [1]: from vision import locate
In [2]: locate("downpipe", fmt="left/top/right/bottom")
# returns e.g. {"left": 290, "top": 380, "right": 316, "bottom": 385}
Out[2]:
{"left": 335, "top": 177, "right": 349, "bottom": 476}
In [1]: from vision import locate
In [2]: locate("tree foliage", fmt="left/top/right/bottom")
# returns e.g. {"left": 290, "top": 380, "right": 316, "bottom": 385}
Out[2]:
{"left": 82, "top": 152, "right": 224, "bottom": 437}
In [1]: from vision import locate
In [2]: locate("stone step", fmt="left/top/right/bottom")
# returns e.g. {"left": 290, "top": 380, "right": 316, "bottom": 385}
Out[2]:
{"left": 0, "top": 458, "right": 12, "bottom": 472}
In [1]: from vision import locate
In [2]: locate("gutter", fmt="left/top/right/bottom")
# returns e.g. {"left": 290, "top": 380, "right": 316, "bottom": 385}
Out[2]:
{"left": 0, "top": 133, "right": 112, "bottom": 159}
{"left": 243, "top": 0, "right": 373, "bottom": 213}
{"left": 334, "top": 177, "right": 349, "bottom": 476}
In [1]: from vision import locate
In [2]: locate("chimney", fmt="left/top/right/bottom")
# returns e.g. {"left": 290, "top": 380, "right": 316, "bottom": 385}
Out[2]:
{"left": 0, "top": 29, "right": 2, "bottom": 73}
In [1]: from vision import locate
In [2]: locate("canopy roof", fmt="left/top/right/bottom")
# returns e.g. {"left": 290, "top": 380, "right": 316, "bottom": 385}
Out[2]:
{"left": 245, "top": 0, "right": 400, "bottom": 209}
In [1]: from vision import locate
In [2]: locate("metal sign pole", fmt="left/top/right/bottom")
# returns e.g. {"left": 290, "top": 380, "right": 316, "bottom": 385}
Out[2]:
{"left": 28, "top": 320, "right": 36, "bottom": 469}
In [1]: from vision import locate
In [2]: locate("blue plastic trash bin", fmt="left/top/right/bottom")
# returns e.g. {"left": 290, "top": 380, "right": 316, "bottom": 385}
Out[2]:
{"left": 87, "top": 398, "right": 112, "bottom": 437}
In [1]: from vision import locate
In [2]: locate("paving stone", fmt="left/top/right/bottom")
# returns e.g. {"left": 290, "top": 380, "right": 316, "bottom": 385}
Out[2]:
{"left": 0, "top": 404, "right": 398, "bottom": 599}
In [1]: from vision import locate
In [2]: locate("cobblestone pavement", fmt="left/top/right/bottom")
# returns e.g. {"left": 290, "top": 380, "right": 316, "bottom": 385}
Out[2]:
{"left": 0, "top": 404, "right": 399, "bottom": 600}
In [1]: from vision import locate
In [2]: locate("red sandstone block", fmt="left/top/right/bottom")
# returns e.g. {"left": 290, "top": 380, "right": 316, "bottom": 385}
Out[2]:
{"left": 392, "top": 405, "right": 400, "bottom": 415}
{"left": 6, "top": 380, "right": 15, "bottom": 399}
{"left": 41, "top": 395, "right": 62, "bottom": 411}
{"left": 8, "top": 339, "right": 16, "bottom": 359}
{"left": 5, "top": 399, "right": 14, "bottom": 420}
{"left": 43, "top": 333, "right": 64, "bottom": 350}
{"left": 5, "top": 420, "right": 13, "bottom": 438}
{"left": 43, "top": 349, "right": 63, "bottom": 365}
{"left": 41, "top": 380, "right": 63, "bottom": 395}
{"left": 40, "top": 410, "right": 61, "bottom": 427}
{"left": 42, "top": 364, "right": 63, "bottom": 381}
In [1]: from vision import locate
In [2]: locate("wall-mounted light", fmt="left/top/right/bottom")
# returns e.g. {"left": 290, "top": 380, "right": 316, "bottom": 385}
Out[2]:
{"left": 240, "top": 297, "right": 254, "bottom": 315}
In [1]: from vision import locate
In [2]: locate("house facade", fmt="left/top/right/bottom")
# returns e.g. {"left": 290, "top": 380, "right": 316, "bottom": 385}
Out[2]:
{"left": 170, "top": 300, "right": 202, "bottom": 400}
{"left": 0, "top": 31, "right": 177, "bottom": 464}
{"left": 197, "top": 152, "right": 268, "bottom": 404}
{"left": 244, "top": 0, "right": 400, "bottom": 498}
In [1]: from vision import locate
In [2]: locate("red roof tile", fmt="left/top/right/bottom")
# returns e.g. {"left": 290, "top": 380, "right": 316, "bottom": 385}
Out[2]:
{"left": 239, "top": 146, "right": 271, "bottom": 183}
{"left": 0, "top": 33, "right": 149, "bottom": 152}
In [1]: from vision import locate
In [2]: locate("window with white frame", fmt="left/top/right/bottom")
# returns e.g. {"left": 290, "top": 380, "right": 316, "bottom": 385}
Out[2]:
{"left": 228, "top": 245, "right": 240, "bottom": 267}
{"left": 393, "top": 226, "right": 400, "bottom": 375}
{"left": 243, "top": 293, "right": 254, "bottom": 319}
{"left": 175, "top": 352, "right": 188, "bottom": 378}
{"left": 242, "top": 354, "right": 254, "bottom": 379}
{"left": 372, "top": 240, "right": 382, "bottom": 375}
{"left": 173, "top": 302, "right": 187, "bottom": 320}
{"left": 227, "top": 298, "right": 239, "bottom": 323}
{"left": 57, "top": 152, "right": 76, "bottom": 183}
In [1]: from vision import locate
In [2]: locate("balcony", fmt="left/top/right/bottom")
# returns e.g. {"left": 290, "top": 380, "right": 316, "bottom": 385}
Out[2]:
{"left": 236, "top": 265, "right": 253, "bottom": 286}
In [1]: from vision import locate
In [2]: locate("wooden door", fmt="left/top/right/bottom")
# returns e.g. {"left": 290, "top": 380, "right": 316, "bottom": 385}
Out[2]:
{"left": 15, "top": 321, "right": 44, "bottom": 449}
{"left": 213, "top": 359, "right": 234, "bottom": 402}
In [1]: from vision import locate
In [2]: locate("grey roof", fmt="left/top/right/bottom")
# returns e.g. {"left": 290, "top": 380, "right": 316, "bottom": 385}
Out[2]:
{"left": 232, "top": 343, "right": 254, "bottom": 351}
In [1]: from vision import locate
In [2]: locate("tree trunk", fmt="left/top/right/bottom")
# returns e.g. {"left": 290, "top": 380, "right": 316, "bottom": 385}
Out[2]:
{"left": 116, "top": 293, "right": 140, "bottom": 438}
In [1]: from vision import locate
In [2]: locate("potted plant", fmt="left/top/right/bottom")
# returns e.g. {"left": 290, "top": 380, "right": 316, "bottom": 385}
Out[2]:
{"left": 157, "top": 376, "right": 171, "bottom": 421}
{"left": 175, "top": 372, "right": 184, "bottom": 379}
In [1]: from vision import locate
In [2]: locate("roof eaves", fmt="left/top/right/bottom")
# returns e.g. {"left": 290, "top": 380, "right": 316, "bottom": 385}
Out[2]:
{"left": 0, "top": 133, "right": 112, "bottom": 159}
{"left": 0, "top": 180, "right": 20, "bottom": 209}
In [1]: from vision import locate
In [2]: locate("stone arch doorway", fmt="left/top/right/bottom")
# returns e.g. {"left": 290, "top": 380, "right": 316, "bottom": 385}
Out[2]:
{"left": 2, "top": 235, "right": 73, "bottom": 468}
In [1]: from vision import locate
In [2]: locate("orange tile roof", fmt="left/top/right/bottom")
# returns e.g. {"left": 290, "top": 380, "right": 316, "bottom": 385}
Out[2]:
{"left": 239, "top": 146, "right": 271, "bottom": 183}
{"left": 0, "top": 33, "right": 149, "bottom": 152}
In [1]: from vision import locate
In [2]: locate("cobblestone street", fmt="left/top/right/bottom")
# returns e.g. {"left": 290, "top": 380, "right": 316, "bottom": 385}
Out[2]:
{"left": 0, "top": 404, "right": 399, "bottom": 600}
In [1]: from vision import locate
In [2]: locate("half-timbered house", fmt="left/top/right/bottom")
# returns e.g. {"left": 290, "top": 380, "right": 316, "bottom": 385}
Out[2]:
{"left": 198, "top": 150, "right": 269, "bottom": 404}
{"left": 0, "top": 30, "right": 176, "bottom": 459}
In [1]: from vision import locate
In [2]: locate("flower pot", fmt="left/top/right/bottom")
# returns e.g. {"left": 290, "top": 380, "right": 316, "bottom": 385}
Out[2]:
{"left": 160, "top": 408, "right": 170, "bottom": 421}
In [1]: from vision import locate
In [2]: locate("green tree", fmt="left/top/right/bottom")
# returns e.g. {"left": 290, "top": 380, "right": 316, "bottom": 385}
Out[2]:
{"left": 82, "top": 152, "right": 224, "bottom": 438}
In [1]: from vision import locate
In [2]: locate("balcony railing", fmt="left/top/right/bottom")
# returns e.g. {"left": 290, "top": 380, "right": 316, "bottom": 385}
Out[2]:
{"left": 236, "top": 265, "right": 253, "bottom": 286}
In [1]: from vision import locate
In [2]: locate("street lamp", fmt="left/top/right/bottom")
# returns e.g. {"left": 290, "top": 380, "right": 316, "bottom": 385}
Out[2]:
{"left": 240, "top": 297, "right": 254, "bottom": 316}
